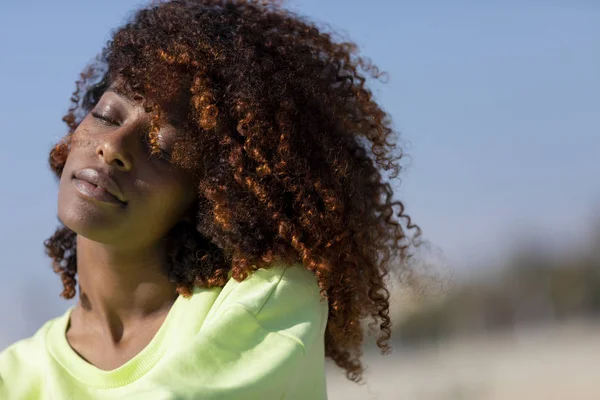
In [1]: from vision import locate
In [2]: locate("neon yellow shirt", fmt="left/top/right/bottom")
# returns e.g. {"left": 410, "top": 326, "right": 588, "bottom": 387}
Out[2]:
{"left": 0, "top": 263, "right": 329, "bottom": 399}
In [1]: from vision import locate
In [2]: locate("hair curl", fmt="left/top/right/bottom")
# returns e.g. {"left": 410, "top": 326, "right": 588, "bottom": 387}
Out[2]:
{"left": 45, "top": 0, "right": 421, "bottom": 382}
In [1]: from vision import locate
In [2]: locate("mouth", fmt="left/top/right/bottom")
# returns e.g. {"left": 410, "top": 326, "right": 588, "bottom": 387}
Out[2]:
{"left": 72, "top": 168, "right": 127, "bottom": 207}
{"left": 72, "top": 179, "right": 127, "bottom": 206}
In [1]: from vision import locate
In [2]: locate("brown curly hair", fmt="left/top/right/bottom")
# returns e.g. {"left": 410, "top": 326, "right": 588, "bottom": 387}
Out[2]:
{"left": 44, "top": 0, "right": 421, "bottom": 382}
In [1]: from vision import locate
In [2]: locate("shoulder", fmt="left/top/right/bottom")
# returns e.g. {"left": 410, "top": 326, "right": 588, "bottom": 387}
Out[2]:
{"left": 205, "top": 262, "right": 328, "bottom": 348}
{"left": 214, "top": 262, "right": 324, "bottom": 309}
{"left": 0, "top": 316, "right": 59, "bottom": 396}
{"left": 167, "top": 264, "right": 328, "bottom": 398}
{"left": 0, "top": 319, "right": 52, "bottom": 365}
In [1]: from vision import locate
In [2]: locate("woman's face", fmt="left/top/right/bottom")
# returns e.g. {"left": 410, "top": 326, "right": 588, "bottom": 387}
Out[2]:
{"left": 58, "top": 87, "right": 197, "bottom": 250}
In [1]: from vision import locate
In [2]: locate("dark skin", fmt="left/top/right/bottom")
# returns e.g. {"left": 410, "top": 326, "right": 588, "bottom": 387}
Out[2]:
{"left": 57, "top": 86, "right": 197, "bottom": 370}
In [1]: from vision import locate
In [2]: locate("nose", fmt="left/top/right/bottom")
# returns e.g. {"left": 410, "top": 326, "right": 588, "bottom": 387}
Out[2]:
{"left": 95, "top": 128, "right": 135, "bottom": 171}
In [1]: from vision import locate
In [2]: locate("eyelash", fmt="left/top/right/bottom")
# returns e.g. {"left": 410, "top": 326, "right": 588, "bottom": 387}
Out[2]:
{"left": 91, "top": 111, "right": 172, "bottom": 161}
{"left": 154, "top": 147, "right": 172, "bottom": 162}
{"left": 142, "top": 132, "right": 172, "bottom": 162}
{"left": 91, "top": 111, "right": 119, "bottom": 126}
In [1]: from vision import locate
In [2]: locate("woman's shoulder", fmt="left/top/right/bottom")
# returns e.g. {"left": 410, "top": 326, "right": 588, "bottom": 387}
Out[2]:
{"left": 209, "top": 262, "right": 326, "bottom": 315}
{"left": 1, "top": 321, "right": 48, "bottom": 361}
{"left": 0, "top": 312, "right": 67, "bottom": 395}
{"left": 160, "top": 263, "right": 328, "bottom": 399}
{"left": 204, "top": 262, "right": 329, "bottom": 345}
{"left": 0, "top": 310, "right": 66, "bottom": 364}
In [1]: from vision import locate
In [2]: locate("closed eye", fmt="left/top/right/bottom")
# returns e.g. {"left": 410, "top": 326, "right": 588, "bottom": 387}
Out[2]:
{"left": 157, "top": 148, "right": 172, "bottom": 161}
{"left": 91, "top": 111, "right": 120, "bottom": 126}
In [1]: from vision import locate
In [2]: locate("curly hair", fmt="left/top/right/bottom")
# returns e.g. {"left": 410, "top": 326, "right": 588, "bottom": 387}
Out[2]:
{"left": 44, "top": 0, "right": 421, "bottom": 382}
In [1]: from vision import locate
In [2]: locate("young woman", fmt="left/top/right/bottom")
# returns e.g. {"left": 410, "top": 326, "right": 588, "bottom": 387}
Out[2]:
{"left": 0, "top": 0, "right": 420, "bottom": 398}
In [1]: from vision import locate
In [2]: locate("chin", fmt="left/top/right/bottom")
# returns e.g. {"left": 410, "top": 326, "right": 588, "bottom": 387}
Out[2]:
{"left": 57, "top": 186, "right": 127, "bottom": 245}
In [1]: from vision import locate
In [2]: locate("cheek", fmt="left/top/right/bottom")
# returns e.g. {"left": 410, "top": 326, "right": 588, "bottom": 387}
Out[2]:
{"left": 138, "top": 173, "right": 196, "bottom": 226}
{"left": 57, "top": 152, "right": 77, "bottom": 207}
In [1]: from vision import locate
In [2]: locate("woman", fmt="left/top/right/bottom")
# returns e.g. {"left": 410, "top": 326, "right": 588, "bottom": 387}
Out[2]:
{"left": 0, "top": 0, "right": 420, "bottom": 398}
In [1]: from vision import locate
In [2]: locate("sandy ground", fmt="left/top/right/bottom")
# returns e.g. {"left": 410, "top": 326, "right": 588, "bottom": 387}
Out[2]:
{"left": 326, "top": 320, "right": 600, "bottom": 400}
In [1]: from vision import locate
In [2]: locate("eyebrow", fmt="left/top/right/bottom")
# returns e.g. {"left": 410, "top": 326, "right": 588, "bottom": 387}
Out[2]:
{"left": 103, "top": 87, "right": 185, "bottom": 130}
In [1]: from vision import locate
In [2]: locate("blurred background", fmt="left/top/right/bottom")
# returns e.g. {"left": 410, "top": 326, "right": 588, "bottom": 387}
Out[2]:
{"left": 1, "top": 1, "right": 599, "bottom": 398}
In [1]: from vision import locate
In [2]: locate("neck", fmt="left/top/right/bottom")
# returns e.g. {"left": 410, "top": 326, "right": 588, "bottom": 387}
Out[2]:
{"left": 74, "top": 235, "right": 178, "bottom": 341}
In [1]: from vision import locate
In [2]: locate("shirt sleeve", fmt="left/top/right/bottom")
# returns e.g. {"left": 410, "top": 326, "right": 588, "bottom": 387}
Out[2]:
{"left": 157, "top": 264, "right": 329, "bottom": 400}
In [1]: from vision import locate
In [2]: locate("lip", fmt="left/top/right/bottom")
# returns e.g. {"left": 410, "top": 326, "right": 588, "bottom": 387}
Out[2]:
{"left": 72, "top": 168, "right": 127, "bottom": 205}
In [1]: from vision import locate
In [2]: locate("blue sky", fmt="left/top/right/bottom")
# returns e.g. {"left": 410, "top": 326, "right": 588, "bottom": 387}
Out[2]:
{"left": 0, "top": 1, "right": 598, "bottom": 347}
